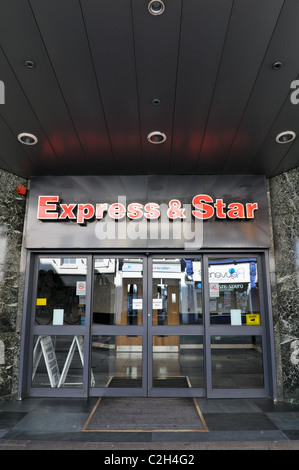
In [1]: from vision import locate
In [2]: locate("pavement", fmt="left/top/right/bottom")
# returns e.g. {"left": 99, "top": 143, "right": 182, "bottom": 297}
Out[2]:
{"left": 1, "top": 396, "right": 299, "bottom": 450}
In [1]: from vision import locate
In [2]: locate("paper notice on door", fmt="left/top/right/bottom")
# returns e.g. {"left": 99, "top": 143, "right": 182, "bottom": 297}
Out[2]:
{"left": 132, "top": 299, "right": 143, "bottom": 310}
{"left": 230, "top": 309, "right": 242, "bottom": 325}
{"left": 152, "top": 298, "right": 163, "bottom": 309}
{"left": 53, "top": 309, "right": 64, "bottom": 325}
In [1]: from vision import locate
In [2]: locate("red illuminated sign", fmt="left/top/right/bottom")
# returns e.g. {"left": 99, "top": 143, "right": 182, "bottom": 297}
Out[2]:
{"left": 37, "top": 195, "right": 258, "bottom": 224}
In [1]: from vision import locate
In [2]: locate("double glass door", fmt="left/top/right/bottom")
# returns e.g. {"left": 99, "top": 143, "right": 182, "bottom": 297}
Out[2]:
{"left": 91, "top": 256, "right": 205, "bottom": 397}
{"left": 27, "top": 254, "right": 270, "bottom": 398}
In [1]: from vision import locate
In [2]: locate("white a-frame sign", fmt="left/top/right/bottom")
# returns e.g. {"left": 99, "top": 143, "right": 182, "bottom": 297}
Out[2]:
{"left": 58, "top": 336, "right": 95, "bottom": 387}
{"left": 32, "top": 335, "right": 94, "bottom": 388}
{"left": 58, "top": 335, "right": 84, "bottom": 387}
{"left": 32, "top": 336, "right": 60, "bottom": 387}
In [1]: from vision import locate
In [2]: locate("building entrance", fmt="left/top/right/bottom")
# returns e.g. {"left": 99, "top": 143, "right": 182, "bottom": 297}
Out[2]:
{"left": 91, "top": 256, "right": 204, "bottom": 397}
{"left": 21, "top": 253, "right": 273, "bottom": 399}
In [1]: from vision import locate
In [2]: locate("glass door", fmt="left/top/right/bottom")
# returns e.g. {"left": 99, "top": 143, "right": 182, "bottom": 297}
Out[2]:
{"left": 148, "top": 256, "right": 205, "bottom": 397}
{"left": 23, "top": 252, "right": 272, "bottom": 399}
{"left": 147, "top": 254, "right": 270, "bottom": 398}
{"left": 205, "top": 255, "right": 269, "bottom": 398}
{"left": 90, "top": 257, "right": 147, "bottom": 396}
{"left": 30, "top": 255, "right": 92, "bottom": 396}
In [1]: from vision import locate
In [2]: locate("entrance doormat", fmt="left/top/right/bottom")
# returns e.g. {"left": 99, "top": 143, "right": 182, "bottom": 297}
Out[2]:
{"left": 82, "top": 397, "right": 208, "bottom": 432}
{"left": 107, "top": 377, "right": 189, "bottom": 388}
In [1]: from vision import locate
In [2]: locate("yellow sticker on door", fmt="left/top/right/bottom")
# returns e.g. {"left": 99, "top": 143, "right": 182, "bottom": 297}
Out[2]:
{"left": 36, "top": 298, "right": 47, "bottom": 306}
{"left": 246, "top": 314, "right": 260, "bottom": 325}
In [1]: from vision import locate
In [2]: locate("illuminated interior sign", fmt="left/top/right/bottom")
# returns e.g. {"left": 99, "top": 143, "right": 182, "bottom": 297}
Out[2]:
{"left": 37, "top": 195, "right": 258, "bottom": 224}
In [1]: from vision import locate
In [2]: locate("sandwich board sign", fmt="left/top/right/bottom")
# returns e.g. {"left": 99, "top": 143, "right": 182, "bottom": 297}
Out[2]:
{"left": 32, "top": 336, "right": 60, "bottom": 387}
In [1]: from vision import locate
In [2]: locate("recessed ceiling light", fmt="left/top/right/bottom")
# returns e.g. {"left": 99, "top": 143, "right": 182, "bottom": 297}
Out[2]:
{"left": 18, "top": 132, "right": 38, "bottom": 145}
{"left": 25, "top": 60, "right": 36, "bottom": 69}
{"left": 148, "top": 0, "right": 165, "bottom": 15}
{"left": 152, "top": 98, "right": 161, "bottom": 105}
{"left": 275, "top": 131, "right": 296, "bottom": 144}
{"left": 272, "top": 62, "right": 282, "bottom": 70}
{"left": 147, "top": 131, "right": 166, "bottom": 144}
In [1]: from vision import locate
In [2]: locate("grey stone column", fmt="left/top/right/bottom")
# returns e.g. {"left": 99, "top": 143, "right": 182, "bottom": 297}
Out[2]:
{"left": 0, "top": 170, "right": 27, "bottom": 398}
{"left": 269, "top": 167, "right": 299, "bottom": 402}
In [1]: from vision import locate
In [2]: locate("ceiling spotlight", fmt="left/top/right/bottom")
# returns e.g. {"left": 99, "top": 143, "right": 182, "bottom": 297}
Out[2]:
{"left": 18, "top": 132, "right": 38, "bottom": 145}
{"left": 275, "top": 131, "right": 296, "bottom": 144}
{"left": 147, "top": 131, "right": 166, "bottom": 144}
{"left": 148, "top": 0, "right": 165, "bottom": 15}
{"left": 25, "top": 60, "right": 36, "bottom": 69}
{"left": 152, "top": 98, "right": 161, "bottom": 105}
{"left": 272, "top": 62, "right": 282, "bottom": 70}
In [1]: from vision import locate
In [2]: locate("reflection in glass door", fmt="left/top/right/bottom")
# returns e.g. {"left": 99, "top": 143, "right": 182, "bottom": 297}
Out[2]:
{"left": 25, "top": 253, "right": 272, "bottom": 399}
{"left": 90, "top": 258, "right": 146, "bottom": 396}
{"left": 149, "top": 257, "right": 205, "bottom": 397}
{"left": 90, "top": 256, "right": 206, "bottom": 397}
{"left": 207, "top": 256, "right": 267, "bottom": 397}
{"left": 31, "top": 256, "right": 89, "bottom": 392}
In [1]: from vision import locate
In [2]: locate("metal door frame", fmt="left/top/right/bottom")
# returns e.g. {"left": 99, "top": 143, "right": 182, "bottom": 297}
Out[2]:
{"left": 147, "top": 254, "right": 206, "bottom": 397}
{"left": 203, "top": 253, "right": 271, "bottom": 399}
{"left": 18, "top": 249, "right": 277, "bottom": 400}
{"left": 89, "top": 254, "right": 148, "bottom": 397}
{"left": 19, "top": 252, "right": 93, "bottom": 398}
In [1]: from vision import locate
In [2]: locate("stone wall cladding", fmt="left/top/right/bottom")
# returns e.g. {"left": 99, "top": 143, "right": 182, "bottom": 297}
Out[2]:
{"left": 0, "top": 169, "right": 27, "bottom": 398}
{"left": 269, "top": 166, "right": 299, "bottom": 402}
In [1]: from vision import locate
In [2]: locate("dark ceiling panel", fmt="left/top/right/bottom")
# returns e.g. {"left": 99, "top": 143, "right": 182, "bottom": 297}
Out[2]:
{"left": 29, "top": 0, "right": 116, "bottom": 174}
{"left": 81, "top": 0, "right": 142, "bottom": 173}
{"left": 0, "top": 0, "right": 91, "bottom": 174}
{"left": 274, "top": 140, "right": 299, "bottom": 176}
{"left": 0, "top": 115, "right": 32, "bottom": 176}
{"left": 196, "top": 0, "right": 284, "bottom": 173}
{"left": 132, "top": 0, "right": 182, "bottom": 173}
{"left": 170, "top": 0, "right": 233, "bottom": 174}
{"left": 223, "top": 0, "right": 299, "bottom": 175}
{"left": 248, "top": 92, "right": 299, "bottom": 176}
{"left": 0, "top": 0, "right": 298, "bottom": 178}
{"left": 0, "top": 47, "right": 62, "bottom": 177}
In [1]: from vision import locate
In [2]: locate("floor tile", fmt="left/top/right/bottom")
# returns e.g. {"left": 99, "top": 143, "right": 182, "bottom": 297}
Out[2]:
{"left": 0, "top": 398, "right": 43, "bottom": 412}
{"left": 152, "top": 430, "right": 288, "bottom": 442}
{"left": 11, "top": 411, "right": 89, "bottom": 432}
{"left": 4, "top": 429, "right": 152, "bottom": 442}
{"left": 197, "top": 398, "right": 261, "bottom": 413}
{"left": 253, "top": 399, "right": 299, "bottom": 413}
{"left": 204, "top": 413, "right": 278, "bottom": 431}
{"left": 0, "top": 411, "right": 27, "bottom": 430}
{"left": 34, "top": 398, "right": 97, "bottom": 413}
{"left": 1, "top": 397, "right": 299, "bottom": 446}
{"left": 283, "top": 430, "right": 299, "bottom": 440}
{"left": 267, "top": 412, "right": 299, "bottom": 430}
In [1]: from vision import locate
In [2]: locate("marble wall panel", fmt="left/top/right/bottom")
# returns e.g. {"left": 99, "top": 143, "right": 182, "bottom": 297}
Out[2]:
{"left": 0, "top": 170, "right": 27, "bottom": 398}
{"left": 269, "top": 166, "right": 299, "bottom": 402}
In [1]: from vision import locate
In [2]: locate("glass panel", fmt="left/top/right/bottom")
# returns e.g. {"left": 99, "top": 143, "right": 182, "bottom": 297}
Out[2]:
{"left": 208, "top": 258, "right": 260, "bottom": 325}
{"left": 32, "top": 335, "right": 84, "bottom": 388}
{"left": 91, "top": 335, "right": 142, "bottom": 388}
{"left": 152, "top": 336, "right": 204, "bottom": 388}
{"left": 211, "top": 335, "right": 264, "bottom": 389}
{"left": 35, "top": 257, "right": 87, "bottom": 325}
{"left": 93, "top": 258, "right": 143, "bottom": 325}
{"left": 152, "top": 258, "right": 202, "bottom": 325}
